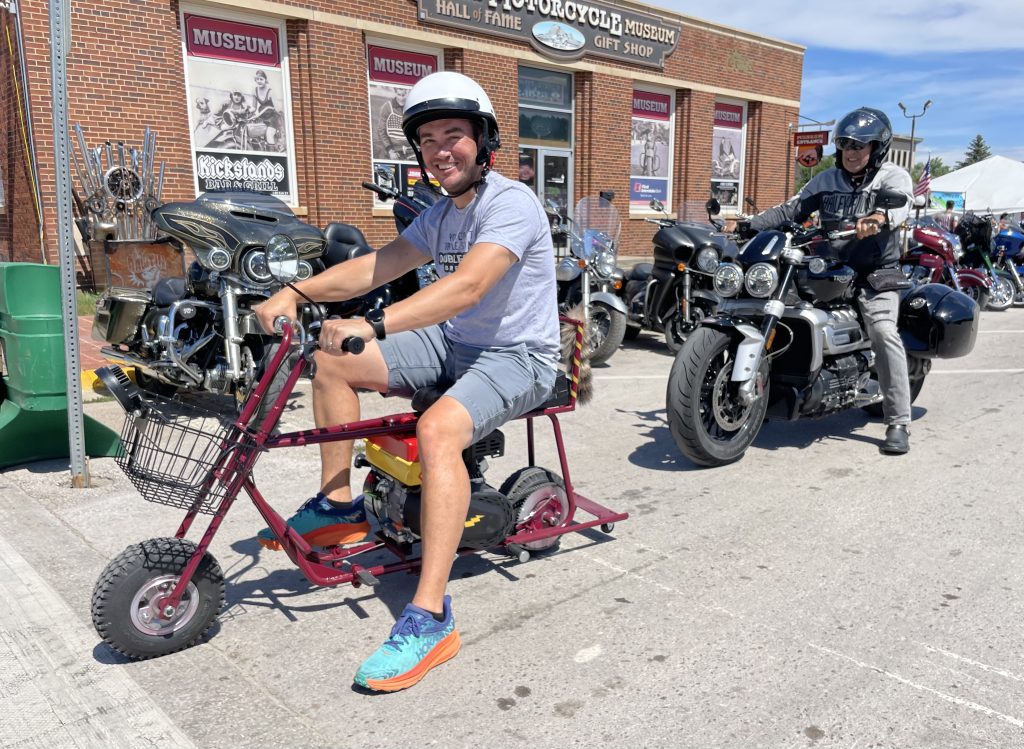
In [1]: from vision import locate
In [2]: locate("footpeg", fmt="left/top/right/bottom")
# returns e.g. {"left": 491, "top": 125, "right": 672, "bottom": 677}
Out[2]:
{"left": 354, "top": 567, "right": 380, "bottom": 587}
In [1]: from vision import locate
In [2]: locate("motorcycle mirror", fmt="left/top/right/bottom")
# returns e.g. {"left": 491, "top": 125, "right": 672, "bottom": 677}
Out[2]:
{"left": 649, "top": 198, "right": 664, "bottom": 212}
{"left": 706, "top": 198, "right": 721, "bottom": 216}
{"left": 913, "top": 195, "right": 926, "bottom": 208}
{"left": 266, "top": 234, "right": 300, "bottom": 283}
{"left": 744, "top": 196, "right": 758, "bottom": 212}
{"left": 875, "top": 189, "right": 908, "bottom": 210}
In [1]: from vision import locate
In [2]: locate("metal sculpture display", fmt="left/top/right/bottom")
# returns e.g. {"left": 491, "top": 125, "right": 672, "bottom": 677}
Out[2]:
{"left": 71, "top": 124, "right": 166, "bottom": 241}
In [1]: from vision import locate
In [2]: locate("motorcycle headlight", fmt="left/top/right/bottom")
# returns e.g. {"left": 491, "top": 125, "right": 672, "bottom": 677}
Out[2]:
{"left": 241, "top": 249, "right": 273, "bottom": 284}
{"left": 556, "top": 256, "right": 580, "bottom": 282}
{"left": 594, "top": 250, "right": 617, "bottom": 278}
{"left": 744, "top": 262, "right": 779, "bottom": 298}
{"left": 696, "top": 247, "right": 720, "bottom": 273}
{"left": 296, "top": 260, "right": 314, "bottom": 281}
{"left": 714, "top": 263, "right": 744, "bottom": 298}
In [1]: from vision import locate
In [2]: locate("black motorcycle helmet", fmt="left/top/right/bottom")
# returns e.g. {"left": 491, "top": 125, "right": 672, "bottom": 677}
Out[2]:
{"left": 832, "top": 107, "right": 893, "bottom": 172}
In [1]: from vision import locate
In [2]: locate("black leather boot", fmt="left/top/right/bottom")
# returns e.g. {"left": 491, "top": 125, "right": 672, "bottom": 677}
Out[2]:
{"left": 881, "top": 424, "right": 910, "bottom": 455}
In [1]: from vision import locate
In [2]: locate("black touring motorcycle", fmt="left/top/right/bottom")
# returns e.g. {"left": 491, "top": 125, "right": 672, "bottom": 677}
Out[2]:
{"left": 666, "top": 189, "right": 979, "bottom": 466}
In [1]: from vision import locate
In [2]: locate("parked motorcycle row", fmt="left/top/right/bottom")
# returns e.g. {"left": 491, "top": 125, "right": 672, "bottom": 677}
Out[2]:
{"left": 94, "top": 184, "right": 998, "bottom": 469}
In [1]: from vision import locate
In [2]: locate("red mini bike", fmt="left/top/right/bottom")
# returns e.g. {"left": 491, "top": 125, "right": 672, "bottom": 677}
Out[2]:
{"left": 91, "top": 283, "right": 627, "bottom": 660}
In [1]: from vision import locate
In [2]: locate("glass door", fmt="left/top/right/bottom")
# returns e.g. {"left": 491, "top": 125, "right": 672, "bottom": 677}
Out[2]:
{"left": 519, "top": 147, "right": 573, "bottom": 255}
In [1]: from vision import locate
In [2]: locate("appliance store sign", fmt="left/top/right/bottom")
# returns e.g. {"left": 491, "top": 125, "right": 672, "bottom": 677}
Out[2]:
{"left": 418, "top": 0, "right": 680, "bottom": 69}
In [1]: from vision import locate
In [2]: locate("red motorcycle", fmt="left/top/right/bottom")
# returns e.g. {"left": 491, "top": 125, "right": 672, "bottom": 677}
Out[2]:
{"left": 89, "top": 247, "right": 628, "bottom": 660}
{"left": 902, "top": 216, "right": 991, "bottom": 309}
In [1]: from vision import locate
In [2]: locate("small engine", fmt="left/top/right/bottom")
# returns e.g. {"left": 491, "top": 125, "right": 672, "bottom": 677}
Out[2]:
{"left": 801, "top": 352, "right": 872, "bottom": 417}
{"left": 360, "top": 430, "right": 517, "bottom": 549}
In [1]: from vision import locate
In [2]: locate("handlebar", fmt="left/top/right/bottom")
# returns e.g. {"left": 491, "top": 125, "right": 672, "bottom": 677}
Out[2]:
{"left": 362, "top": 180, "right": 399, "bottom": 201}
{"left": 272, "top": 312, "right": 364, "bottom": 354}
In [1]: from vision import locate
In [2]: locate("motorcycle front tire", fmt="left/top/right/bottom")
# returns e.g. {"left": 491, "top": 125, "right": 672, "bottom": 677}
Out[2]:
{"left": 666, "top": 327, "right": 769, "bottom": 467}
{"left": 586, "top": 301, "right": 626, "bottom": 366}
{"left": 239, "top": 340, "right": 299, "bottom": 423}
{"left": 987, "top": 272, "right": 1015, "bottom": 310}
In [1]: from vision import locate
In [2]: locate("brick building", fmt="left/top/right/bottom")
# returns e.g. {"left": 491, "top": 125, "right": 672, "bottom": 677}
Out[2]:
{"left": 0, "top": 0, "right": 803, "bottom": 271}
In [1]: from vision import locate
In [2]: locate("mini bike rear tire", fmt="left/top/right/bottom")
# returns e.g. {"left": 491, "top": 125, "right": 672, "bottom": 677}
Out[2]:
{"left": 499, "top": 467, "right": 568, "bottom": 553}
{"left": 91, "top": 537, "right": 225, "bottom": 660}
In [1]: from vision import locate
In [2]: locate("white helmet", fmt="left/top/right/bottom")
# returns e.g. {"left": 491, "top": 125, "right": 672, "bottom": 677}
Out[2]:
{"left": 402, "top": 71, "right": 501, "bottom": 172}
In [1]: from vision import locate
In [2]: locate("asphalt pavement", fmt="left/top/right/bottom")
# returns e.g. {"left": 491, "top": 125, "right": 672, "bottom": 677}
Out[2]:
{"left": 3, "top": 309, "right": 1024, "bottom": 748}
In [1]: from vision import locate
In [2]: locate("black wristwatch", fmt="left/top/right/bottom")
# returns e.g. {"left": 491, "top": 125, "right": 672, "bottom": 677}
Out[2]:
{"left": 365, "top": 308, "right": 386, "bottom": 340}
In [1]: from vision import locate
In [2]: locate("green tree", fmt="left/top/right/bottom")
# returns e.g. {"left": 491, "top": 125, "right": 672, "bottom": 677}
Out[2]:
{"left": 955, "top": 135, "right": 992, "bottom": 169}
{"left": 795, "top": 154, "right": 835, "bottom": 193}
{"left": 911, "top": 156, "right": 951, "bottom": 183}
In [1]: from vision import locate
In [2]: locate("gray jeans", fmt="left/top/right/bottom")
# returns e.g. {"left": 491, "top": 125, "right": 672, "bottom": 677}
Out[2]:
{"left": 857, "top": 288, "right": 911, "bottom": 426}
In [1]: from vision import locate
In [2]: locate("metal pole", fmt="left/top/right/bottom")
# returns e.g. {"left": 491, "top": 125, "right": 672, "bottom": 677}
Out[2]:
{"left": 50, "top": 0, "right": 90, "bottom": 487}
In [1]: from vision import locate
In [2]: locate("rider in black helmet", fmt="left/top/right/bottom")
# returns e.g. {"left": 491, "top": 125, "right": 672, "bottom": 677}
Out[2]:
{"left": 729, "top": 106, "right": 915, "bottom": 454}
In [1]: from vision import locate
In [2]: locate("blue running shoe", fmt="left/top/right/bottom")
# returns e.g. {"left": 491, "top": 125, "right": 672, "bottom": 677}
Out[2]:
{"left": 257, "top": 493, "right": 370, "bottom": 551}
{"left": 354, "top": 595, "right": 461, "bottom": 692}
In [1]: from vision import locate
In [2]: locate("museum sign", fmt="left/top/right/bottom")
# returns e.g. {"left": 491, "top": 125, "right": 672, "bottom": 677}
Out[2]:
{"left": 417, "top": 0, "right": 680, "bottom": 69}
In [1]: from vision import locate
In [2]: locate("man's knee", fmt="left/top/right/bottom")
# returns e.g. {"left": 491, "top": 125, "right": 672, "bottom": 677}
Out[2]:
{"left": 417, "top": 400, "right": 473, "bottom": 453}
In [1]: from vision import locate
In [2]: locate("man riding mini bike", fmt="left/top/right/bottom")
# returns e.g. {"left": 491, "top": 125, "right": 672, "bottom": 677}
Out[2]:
{"left": 91, "top": 72, "right": 628, "bottom": 693}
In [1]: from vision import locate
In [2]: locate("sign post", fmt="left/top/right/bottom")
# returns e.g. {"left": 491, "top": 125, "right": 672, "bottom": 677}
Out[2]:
{"left": 50, "top": 0, "right": 91, "bottom": 486}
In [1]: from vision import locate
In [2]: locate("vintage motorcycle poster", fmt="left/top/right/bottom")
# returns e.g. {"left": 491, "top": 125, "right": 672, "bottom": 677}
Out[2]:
{"left": 180, "top": 9, "right": 297, "bottom": 203}
{"left": 629, "top": 89, "right": 673, "bottom": 211}
{"left": 367, "top": 45, "right": 440, "bottom": 207}
{"left": 711, "top": 101, "right": 745, "bottom": 210}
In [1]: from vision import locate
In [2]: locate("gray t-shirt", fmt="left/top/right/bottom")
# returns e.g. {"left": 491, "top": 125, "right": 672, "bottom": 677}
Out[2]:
{"left": 402, "top": 170, "right": 560, "bottom": 366}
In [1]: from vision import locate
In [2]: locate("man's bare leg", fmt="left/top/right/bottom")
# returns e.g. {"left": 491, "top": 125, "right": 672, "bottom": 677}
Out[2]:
{"left": 410, "top": 396, "right": 475, "bottom": 613}
{"left": 309, "top": 345, "right": 390, "bottom": 504}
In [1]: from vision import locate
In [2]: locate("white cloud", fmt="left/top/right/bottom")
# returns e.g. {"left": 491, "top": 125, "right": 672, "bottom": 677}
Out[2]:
{"left": 659, "top": 1, "right": 1024, "bottom": 54}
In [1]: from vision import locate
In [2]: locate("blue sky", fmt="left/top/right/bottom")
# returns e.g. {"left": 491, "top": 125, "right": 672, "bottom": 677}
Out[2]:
{"left": 659, "top": 1, "right": 1024, "bottom": 169}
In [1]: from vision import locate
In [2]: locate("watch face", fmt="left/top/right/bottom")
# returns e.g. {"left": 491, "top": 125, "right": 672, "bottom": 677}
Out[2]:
{"left": 367, "top": 308, "right": 384, "bottom": 323}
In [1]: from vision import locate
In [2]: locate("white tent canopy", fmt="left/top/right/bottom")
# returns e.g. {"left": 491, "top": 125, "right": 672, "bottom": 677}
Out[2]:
{"left": 927, "top": 155, "right": 1024, "bottom": 214}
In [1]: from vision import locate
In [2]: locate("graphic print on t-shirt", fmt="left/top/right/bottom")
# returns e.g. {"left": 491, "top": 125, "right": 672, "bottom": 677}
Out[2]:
{"left": 438, "top": 228, "right": 469, "bottom": 274}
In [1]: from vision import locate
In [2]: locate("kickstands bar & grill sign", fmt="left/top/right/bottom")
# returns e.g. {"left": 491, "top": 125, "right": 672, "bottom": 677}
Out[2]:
{"left": 418, "top": 0, "right": 680, "bottom": 69}
{"left": 180, "top": 9, "right": 298, "bottom": 203}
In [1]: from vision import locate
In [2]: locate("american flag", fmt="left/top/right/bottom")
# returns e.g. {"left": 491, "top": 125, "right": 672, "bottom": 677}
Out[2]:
{"left": 914, "top": 158, "right": 931, "bottom": 197}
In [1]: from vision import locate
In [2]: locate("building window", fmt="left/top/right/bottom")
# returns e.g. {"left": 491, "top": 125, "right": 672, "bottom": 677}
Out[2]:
{"left": 518, "top": 66, "right": 573, "bottom": 218}
{"left": 180, "top": 7, "right": 297, "bottom": 203}
{"left": 711, "top": 100, "right": 747, "bottom": 213}
{"left": 366, "top": 44, "right": 441, "bottom": 203}
{"left": 630, "top": 88, "right": 674, "bottom": 213}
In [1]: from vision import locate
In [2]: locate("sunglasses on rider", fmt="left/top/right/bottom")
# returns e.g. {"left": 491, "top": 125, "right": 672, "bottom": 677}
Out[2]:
{"left": 836, "top": 137, "right": 870, "bottom": 152}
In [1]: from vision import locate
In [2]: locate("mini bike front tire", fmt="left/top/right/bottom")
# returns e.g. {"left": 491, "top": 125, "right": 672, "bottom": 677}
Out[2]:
{"left": 91, "top": 537, "right": 225, "bottom": 660}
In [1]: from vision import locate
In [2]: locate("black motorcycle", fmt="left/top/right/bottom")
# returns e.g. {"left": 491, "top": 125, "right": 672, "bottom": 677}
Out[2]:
{"left": 622, "top": 198, "right": 736, "bottom": 354}
{"left": 665, "top": 189, "right": 979, "bottom": 467}
{"left": 93, "top": 182, "right": 436, "bottom": 407}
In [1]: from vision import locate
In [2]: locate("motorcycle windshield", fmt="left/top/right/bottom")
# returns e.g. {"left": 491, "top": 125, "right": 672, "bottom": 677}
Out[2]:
{"left": 572, "top": 196, "right": 620, "bottom": 261}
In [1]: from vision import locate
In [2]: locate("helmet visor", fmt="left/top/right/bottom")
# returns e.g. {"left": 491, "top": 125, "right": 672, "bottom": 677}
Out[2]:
{"left": 836, "top": 137, "right": 871, "bottom": 152}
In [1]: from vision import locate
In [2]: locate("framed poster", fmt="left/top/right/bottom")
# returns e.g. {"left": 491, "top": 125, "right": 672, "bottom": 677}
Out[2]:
{"left": 180, "top": 8, "right": 298, "bottom": 204}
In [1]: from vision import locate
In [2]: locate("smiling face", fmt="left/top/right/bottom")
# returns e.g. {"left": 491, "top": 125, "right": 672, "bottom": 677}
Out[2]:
{"left": 839, "top": 140, "right": 874, "bottom": 175}
{"left": 416, "top": 117, "right": 482, "bottom": 205}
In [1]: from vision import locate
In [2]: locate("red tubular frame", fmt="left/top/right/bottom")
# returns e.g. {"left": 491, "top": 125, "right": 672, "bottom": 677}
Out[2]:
{"left": 152, "top": 319, "right": 628, "bottom": 615}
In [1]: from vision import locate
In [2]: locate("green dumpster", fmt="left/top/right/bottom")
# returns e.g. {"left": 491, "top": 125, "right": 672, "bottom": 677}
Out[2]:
{"left": 0, "top": 262, "right": 119, "bottom": 469}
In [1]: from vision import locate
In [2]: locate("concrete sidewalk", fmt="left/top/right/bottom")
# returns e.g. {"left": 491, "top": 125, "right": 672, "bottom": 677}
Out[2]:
{"left": 4, "top": 311, "right": 1024, "bottom": 748}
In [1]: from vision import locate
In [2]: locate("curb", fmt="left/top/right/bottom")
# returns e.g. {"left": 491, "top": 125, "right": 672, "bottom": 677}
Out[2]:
{"left": 81, "top": 366, "right": 135, "bottom": 401}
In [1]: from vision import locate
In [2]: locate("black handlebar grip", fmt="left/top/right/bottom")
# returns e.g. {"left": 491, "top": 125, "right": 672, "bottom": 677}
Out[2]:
{"left": 341, "top": 336, "right": 365, "bottom": 354}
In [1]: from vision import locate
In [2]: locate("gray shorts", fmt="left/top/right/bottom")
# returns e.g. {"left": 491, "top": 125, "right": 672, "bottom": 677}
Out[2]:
{"left": 377, "top": 325, "right": 558, "bottom": 443}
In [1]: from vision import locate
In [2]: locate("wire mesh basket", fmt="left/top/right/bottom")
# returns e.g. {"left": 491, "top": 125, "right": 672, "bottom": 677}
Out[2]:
{"left": 114, "top": 394, "right": 261, "bottom": 515}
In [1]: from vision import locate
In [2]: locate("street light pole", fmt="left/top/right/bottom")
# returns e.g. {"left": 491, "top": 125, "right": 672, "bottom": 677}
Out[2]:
{"left": 898, "top": 99, "right": 932, "bottom": 174}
